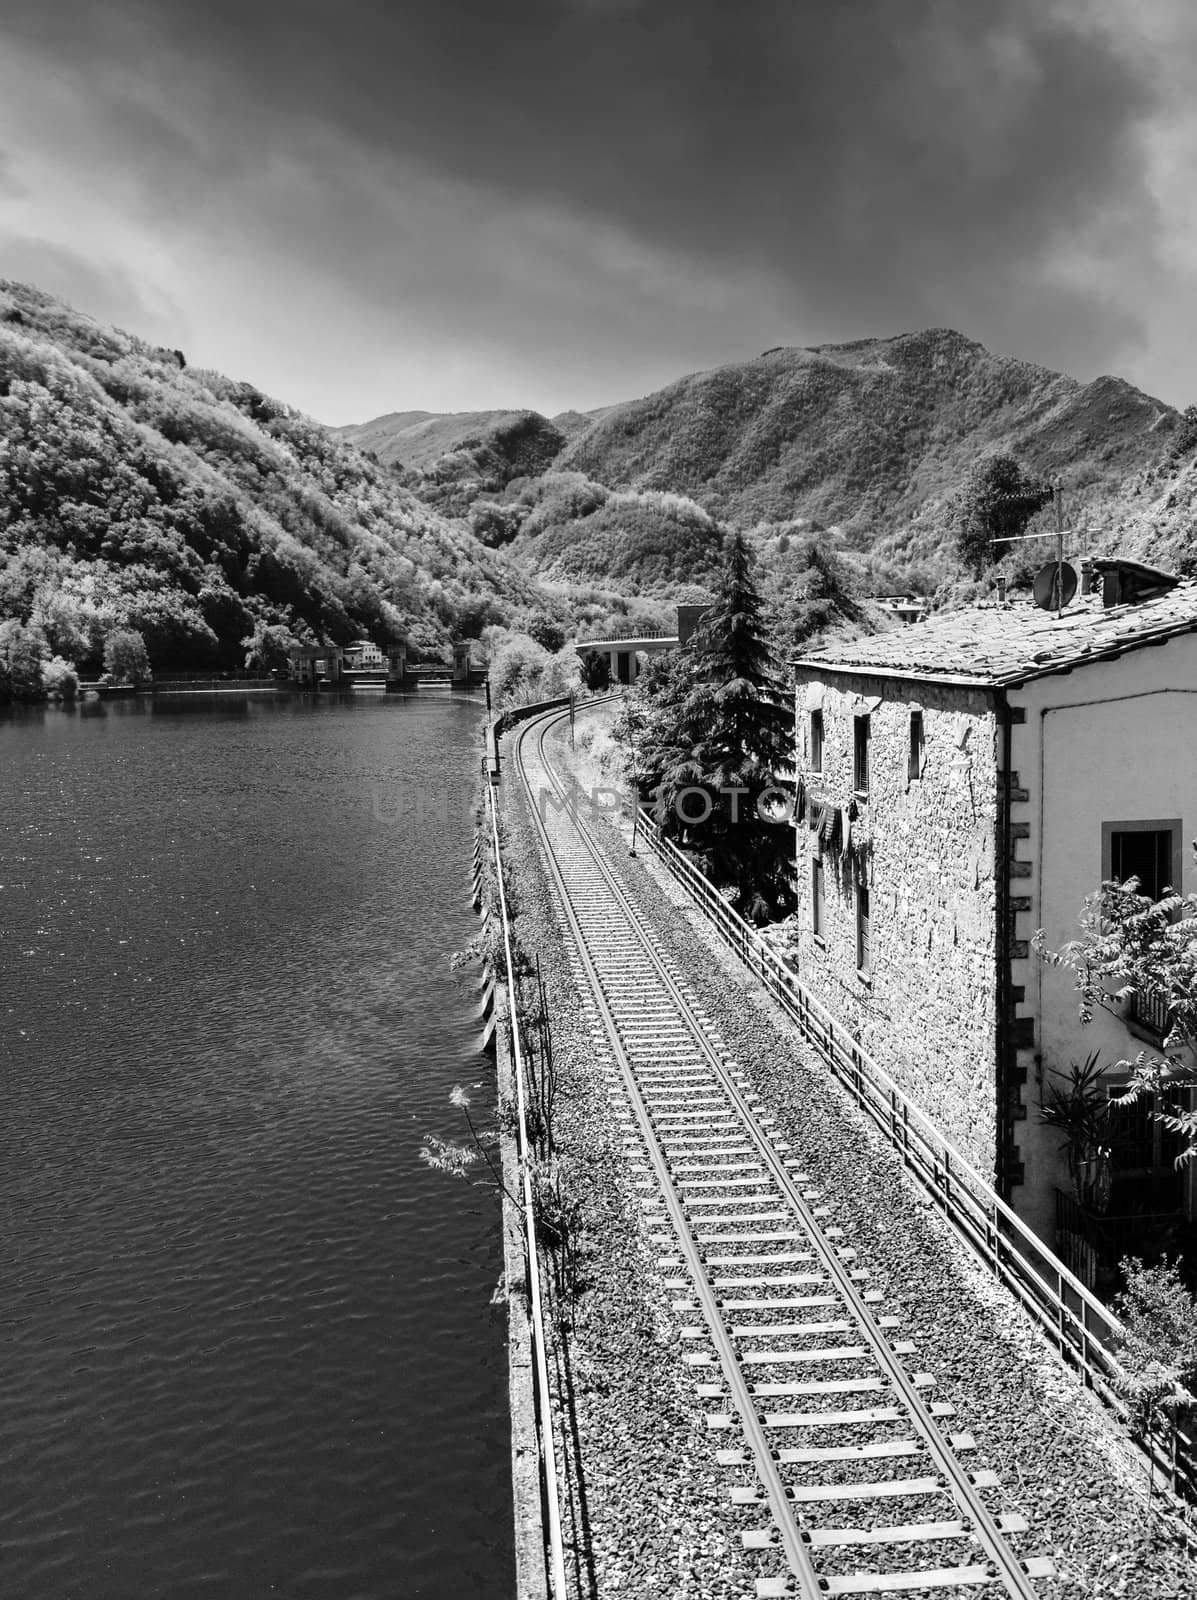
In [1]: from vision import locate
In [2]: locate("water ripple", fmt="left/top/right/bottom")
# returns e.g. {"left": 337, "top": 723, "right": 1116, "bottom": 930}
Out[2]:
{"left": 0, "top": 695, "right": 510, "bottom": 1599}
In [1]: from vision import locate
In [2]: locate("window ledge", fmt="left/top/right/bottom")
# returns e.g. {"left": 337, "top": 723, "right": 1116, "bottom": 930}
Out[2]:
{"left": 1125, "top": 1017, "right": 1168, "bottom": 1050}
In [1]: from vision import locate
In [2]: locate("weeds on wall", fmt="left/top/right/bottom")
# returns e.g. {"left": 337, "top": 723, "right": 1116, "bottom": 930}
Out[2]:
{"left": 518, "top": 956, "right": 560, "bottom": 1159}
{"left": 431, "top": 815, "right": 586, "bottom": 1324}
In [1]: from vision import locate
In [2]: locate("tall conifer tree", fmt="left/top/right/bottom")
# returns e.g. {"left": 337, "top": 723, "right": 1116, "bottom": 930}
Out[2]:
{"left": 637, "top": 531, "right": 796, "bottom": 922}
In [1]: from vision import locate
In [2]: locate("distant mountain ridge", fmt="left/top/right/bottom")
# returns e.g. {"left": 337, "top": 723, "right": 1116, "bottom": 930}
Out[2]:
{"left": 333, "top": 404, "right": 612, "bottom": 471}
{"left": 554, "top": 330, "right": 1177, "bottom": 553}
{"left": 341, "top": 330, "right": 1192, "bottom": 586}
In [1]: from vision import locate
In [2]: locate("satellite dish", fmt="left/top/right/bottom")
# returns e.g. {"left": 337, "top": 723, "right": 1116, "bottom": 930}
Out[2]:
{"left": 1032, "top": 561, "right": 1078, "bottom": 611}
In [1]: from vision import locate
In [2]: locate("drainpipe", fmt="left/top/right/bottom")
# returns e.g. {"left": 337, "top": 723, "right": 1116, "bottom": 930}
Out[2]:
{"left": 994, "top": 689, "right": 1014, "bottom": 1201}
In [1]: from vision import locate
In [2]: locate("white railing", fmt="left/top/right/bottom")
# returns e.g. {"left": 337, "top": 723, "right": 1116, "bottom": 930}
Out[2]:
{"left": 630, "top": 801, "right": 1197, "bottom": 1498}
{"left": 487, "top": 783, "right": 569, "bottom": 1598}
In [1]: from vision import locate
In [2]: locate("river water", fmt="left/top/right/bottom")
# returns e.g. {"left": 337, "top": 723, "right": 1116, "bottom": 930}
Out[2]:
{"left": 0, "top": 692, "right": 513, "bottom": 1599}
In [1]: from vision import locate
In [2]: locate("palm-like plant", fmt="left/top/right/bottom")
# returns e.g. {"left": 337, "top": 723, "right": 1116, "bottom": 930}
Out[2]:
{"left": 1039, "top": 1051, "right": 1115, "bottom": 1212}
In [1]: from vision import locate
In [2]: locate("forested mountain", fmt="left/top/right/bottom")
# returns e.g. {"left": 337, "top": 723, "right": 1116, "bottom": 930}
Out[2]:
{"left": 346, "top": 330, "right": 1195, "bottom": 597}
{"left": 333, "top": 408, "right": 544, "bottom": 473}
{"left": 554, "top": 331, "right": 1183, "bottom": 567}
{"left": 334, "top": 404, "right": 609, "bottom": 470}
{"left": 7, "top": 277, "right": 1194, "bottom": 692}
{"left": 0, "top": 281, "right": 559, "bottom": 675}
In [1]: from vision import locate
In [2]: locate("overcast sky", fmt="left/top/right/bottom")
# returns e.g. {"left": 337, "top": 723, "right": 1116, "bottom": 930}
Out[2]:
{"left": 1, "top": 1, "right": 1195, "bottom": 425}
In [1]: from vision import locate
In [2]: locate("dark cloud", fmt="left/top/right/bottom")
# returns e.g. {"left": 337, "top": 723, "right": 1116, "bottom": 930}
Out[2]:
{"left": 0, "top": 0, "right": 1179, "bottom": 415}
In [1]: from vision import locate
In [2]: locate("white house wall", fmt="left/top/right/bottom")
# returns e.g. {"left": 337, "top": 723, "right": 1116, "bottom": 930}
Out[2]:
{"left": 1008, "top": 632, "right": 1197, "bottom": 1238}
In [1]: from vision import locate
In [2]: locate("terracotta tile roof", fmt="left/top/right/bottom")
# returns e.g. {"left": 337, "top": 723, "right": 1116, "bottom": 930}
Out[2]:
{"left": 794, "top": 579, "right": 1197, "bottom": 687}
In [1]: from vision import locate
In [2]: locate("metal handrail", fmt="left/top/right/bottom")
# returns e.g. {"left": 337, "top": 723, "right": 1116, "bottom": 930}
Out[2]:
{"left": 576, "top": 628, "right": 678, "bottom": 644}
{"left": 487, "top": 783, "right": 568, "bottom": 1599}
{"left": 629, "top": 799, "right": 1197, "bottom": 1496}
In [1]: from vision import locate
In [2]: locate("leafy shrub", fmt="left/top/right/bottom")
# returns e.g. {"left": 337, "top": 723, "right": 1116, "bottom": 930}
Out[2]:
{"left": 41, "top": 655, "right": 79, "bottom": 697}
{"left": 579, "top": 649, "right": 611, "bottom": 689}
{"left": 103, "top": 628, "right": 151, "bottom": 683}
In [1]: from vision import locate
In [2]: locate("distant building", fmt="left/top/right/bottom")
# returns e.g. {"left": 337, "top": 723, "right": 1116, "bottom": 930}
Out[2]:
{"left": 791, "top": 559, "right": 1197, "bottom": 1287}
{"left": 288, "top": 645, "right": 344, "bottom": 686}
{"left": 868, "top": 593, "right": 930, "bottom": 625}
{"left": 345, "top": 639, "right": 385, "bottom": 669}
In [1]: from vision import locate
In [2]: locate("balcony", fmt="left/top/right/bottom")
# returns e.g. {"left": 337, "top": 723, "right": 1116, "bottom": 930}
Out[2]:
{"left": 1054, "top": 1186, "right": 1189, "bottom": 1294}
{"left": 1127, "top": 985, "right": 1172, "bottom": 1045}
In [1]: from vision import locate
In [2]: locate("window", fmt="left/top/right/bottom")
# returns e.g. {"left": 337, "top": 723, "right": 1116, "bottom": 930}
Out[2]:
{"left": 812, "top": 848, "right": 825, "bottom": 940}
{"left": 908, "top": 711, "right": 924, "bottom": 782}
{"left": 810, "top": 710, "right": 823, "bottom": 773}
{"left": 1102, "top": 820, "right": 1182, "bottom": 1038}
{"left": 853, "top": 715, "right": 870, "bottom": 794}
{"left": 1108, "top": 1085, "right": 1186, "bottom": 1213}
{"left": 856, "top": 876, "right": 870, "bottom": 975}
{"left": 1102, "top": 820, "right": 1181, "bottom": 903}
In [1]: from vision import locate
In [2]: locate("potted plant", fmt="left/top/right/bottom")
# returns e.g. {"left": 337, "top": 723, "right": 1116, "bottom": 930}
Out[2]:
{"left": 1040, "top": 1051, "right": 1114, "bottom": 1213}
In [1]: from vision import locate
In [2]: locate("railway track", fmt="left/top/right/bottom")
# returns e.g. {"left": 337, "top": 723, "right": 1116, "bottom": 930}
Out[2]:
{"left": 513, "top": 704, "right": 1056, "bottom": 1600}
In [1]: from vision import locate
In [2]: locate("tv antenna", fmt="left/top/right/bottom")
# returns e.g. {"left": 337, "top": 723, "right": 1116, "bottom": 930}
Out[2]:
{"left": 994, "top": 480, "right": 1074, "bottom": 617}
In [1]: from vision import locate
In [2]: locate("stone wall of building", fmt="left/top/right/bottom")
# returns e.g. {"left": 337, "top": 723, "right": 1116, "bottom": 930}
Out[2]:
{"left": 792, "top": 670, "right": 1001, "bottom": 1177}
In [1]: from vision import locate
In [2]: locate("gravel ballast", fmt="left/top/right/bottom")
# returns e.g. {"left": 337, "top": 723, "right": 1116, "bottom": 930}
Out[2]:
{"left": 497, "top": 703, "right": 1197, "bottom": 1600}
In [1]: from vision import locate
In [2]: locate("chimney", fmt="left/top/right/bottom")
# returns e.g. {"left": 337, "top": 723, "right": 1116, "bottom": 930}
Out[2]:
{"left": 995, "top": 574, "right": 1007, "bottom": 604}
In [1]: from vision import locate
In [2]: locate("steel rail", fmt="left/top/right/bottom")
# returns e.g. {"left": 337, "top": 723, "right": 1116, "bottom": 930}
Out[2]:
{"left": 486, "top": 780, "right": 569, "bottom": 1600}
{"left": 513, "top": 703, "right": 1046, "bottom": 1600}
{"left": 512, "top": 713, "right": 824, "bottom": 1596}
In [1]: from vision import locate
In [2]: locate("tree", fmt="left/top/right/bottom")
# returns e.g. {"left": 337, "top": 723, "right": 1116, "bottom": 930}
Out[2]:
{"left": 525, "top": 612, "right": 566, "bottom": 654}
{"left": 41, "top": 655, "right": 79, "bottom": 698}
{"left": 537, "top": 646, "right": 580, "bottom": 699}
{"left": 242, "top": 619, "right": 296, "bottom": 672}
{"left": 579, "top": 650, "right": 611, "bottom": 690}
{"left": 952, "top": 453, "right": 1053, "bottom": 577}
{"left": 1170, "top": 404, "right": 1197, "bottom": 462}
{"left": 1113, "top": 1256, "right": 1197, "bottom": 1505}
{"left": 1036, "top": 862, "right": 1197, "bottom": 1164}
{"left": 623, "top": 530, "right": 796, "bottom": 923}
{"left": 103, "top": 627, "right": 151, "bottom": 684}
{"left": 0, "top": 619, "right": 47, "bottom": 701}
{"left": 772, "top": 536, "right": 862, "bottom": 653}
{"left": 487, "top": 632, "right": 549, "bottom": 708}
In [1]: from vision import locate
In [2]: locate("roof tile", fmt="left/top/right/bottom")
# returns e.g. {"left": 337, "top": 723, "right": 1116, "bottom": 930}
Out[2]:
{"left": 795, "top": 581, "right": 1197, "bottom": 686}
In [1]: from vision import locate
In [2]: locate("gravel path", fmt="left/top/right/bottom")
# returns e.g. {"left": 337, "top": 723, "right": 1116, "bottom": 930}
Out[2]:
{"left": 498, "top": 703, "right": 1197, "bottom": 1600}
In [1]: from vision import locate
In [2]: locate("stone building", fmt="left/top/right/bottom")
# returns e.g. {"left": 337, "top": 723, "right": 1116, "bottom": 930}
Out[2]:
{"left": 345, "top": 639, "right": 385, "bottom": 669}
{"left": 791, "top": 560, "right": 1197, "bottom": 1283}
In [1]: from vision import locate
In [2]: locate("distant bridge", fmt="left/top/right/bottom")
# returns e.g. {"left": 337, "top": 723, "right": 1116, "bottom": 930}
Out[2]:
{"left": 575, "top": 603, "right": 709, "bottom": 684}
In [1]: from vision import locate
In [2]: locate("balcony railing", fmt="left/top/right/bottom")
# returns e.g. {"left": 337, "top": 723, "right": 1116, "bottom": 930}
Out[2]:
{"left": 1129, "top": 985, "right": 1172, "bottom": 1040}
{"left": 1054, "top": 1187, "right": 1188, "bottom": 1291}
{"left": 576, "top": 627, "right": 678, "bottom": 644}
